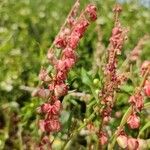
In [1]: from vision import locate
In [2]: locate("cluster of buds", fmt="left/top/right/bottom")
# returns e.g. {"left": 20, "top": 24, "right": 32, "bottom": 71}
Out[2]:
{"left": 98, "top": 4, "right": 127, "bottom": 145}
{"left": 117, "top": 130, "right": 139, "bottom": 150}
{"left": 33, "top": 1, "right": 97, "bottom": 148}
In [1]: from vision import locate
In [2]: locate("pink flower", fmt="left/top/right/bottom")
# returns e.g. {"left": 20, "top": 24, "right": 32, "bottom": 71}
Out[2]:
{"left": 73, "top": 20, "right": 89, "bottom": 38}
{"left": 112, "top": 27, "right": 122, "bottom": 35}
{"left": 109, "top": 24, "right": 124, "bottom": 52}
{"left": 127, "top": 113, "right": 140, "bottom": 129}
{"left": 99, "top": 131, "right": 108, "bottom": 145}
{"left": 56, "top": 71, "right": 67, "bottom": 80}
{"left": 68, "top": 33, "right": 80, "bottom": 49}
{"left": 44, "top": 119, "right": 61, "bottom": 132}
{"left": 103, "top": 116, "right": 111, "bottom": 124}
{"left": 50, "top": 100, "right": 62, "bottom": 115}
{"left": 144, "top": 80, "right": 150, "bottom": 97}
{"left": 56, "top": 58, "right": 75, "bottom": 72}
{"left": 54, "top": 36, "right": 67, "bottom": 49}
{"left": 129, "top": 94, "right": 144, "bottom": 111}
{"left": 48, "top": 82, "right": 55, "bottom": 91}
{"left": 54, "top": 83, "right": 68, "bottom": 97}
{"left": 40, "top": 103, "right": 52, "bottom": 114}
{"left": 85, "top": 4, "right": 97, "bottom": 21}
{"left": 65, "top": 58, "right": 75, "bottom": 69}
{"left": 62, "top": 47, "right": 76, "bottom": 59}
{"left": 56, "top": 60, "right": 67, "bottom": 71}
{"left": 127, "top": 137, "right": 139, "bottom": 150}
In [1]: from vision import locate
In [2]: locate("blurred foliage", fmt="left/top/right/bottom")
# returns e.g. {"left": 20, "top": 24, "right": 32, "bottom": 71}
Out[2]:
{"left": 0, "top": 0, "right": 150, "bottom": 149}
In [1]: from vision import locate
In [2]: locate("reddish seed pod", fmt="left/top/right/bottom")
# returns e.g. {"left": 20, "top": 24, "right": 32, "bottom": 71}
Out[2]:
{"left": 68, "top": 33, "right": 80, "bottom": 49}
{"left": 128, "top": 94, "right": 144, "bottom": 111}
{"left": 127, "top": 113, "right": 140, "bottom": 129}
{"left": 127, "top": 137, "right": 139, "bottom": 150}
{"left": 99, "top": 131, "right": 108, "bottom": 145}
{"left": 54, "top": 83, "right": 68, "bottom": 97}
{"left": 54, "top": 36, "right": 67, "bottom": 49}
{"left": 44, "top": 119, "right": 61, "bottom": 132}
{"left": 50, "top": 100, "right": 62, "bottom": 115}
{"left": 85, "top": 4, "right": 97, "bottom": 21}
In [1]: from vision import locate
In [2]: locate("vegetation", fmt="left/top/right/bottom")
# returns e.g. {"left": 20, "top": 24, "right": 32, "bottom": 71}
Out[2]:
{"left": 0, "top": 0, "right": 150, "bottom": 149}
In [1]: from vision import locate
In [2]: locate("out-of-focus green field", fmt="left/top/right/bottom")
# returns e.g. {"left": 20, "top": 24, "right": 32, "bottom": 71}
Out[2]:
{"left": 0, "top": 0, "right": 150, "bottom": 149}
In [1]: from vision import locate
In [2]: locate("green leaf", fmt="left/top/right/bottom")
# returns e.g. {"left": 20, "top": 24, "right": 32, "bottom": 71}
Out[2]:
{"left": 81, "top": 68, "right": 92, "bottom": 87}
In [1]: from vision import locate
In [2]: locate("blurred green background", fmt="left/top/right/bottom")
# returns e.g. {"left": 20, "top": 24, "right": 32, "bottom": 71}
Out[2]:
{"left": 0, "top": 0, "right": 150, "bottom": 149}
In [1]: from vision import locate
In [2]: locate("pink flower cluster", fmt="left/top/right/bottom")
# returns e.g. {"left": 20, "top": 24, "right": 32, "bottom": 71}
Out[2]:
{"left": 33, "top": 1, "right": 97, "bottom": 140}
{"left": 127, "top": 92, "right": 143, "bottom": 129}
{"left": 109, "top": 23, "right": 124, "bottom": 55}
{"left": 98, "top": 5, "right": 127, "bottom": 145}
{"left": 127, "top": 62, "right": 150, "bottom": 129}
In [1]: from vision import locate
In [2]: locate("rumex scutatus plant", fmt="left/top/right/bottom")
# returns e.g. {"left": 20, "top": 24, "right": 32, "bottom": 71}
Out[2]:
{"left": 33, "top": 1, "right": 150, "bottom": 150}
{"left": 33, "top": 0, "right": 97, "bottom": 149}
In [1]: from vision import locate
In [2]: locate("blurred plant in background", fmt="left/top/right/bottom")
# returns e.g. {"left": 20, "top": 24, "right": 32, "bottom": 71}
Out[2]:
{"left": 0, "top": 0, "right": 150, "bottom": 149}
